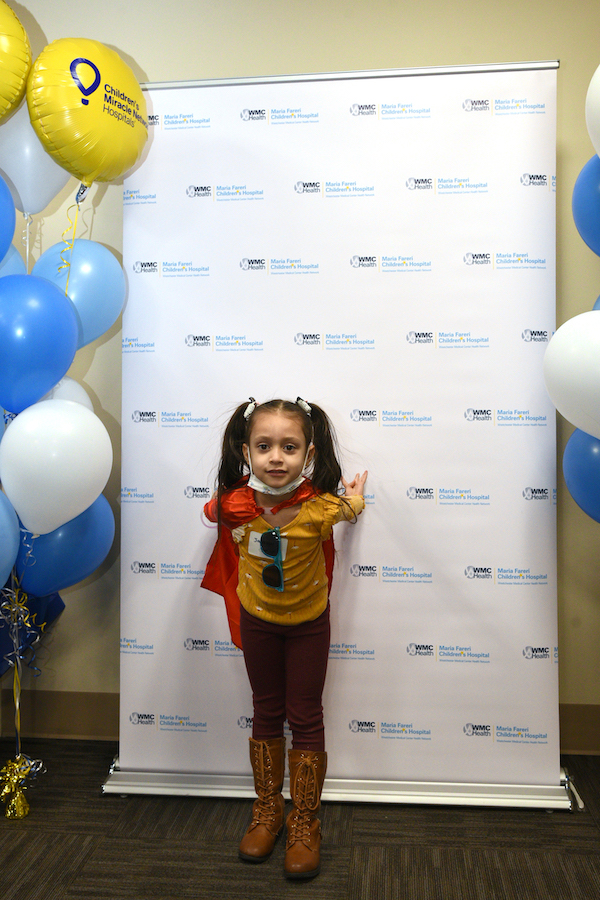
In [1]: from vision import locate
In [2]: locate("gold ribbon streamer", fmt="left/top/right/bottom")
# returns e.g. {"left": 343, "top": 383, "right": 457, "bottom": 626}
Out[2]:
{"left": 58, "top": 184, "right": 90, "bottom": 293}
{"left": 0, "top": 581, "right": 45, "bottom": 817}
{"left": 59, "top": 201, "right": 80, "bottom": 296}
{"left": 1, "top": 756, "right": 30, "bottom": 818}
{"left": 0, "top": 754, "right": 44, "bottom": 819}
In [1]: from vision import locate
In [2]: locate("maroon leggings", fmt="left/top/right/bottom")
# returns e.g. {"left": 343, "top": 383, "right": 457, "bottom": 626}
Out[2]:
{"left": 239, "top": 604, "right": 330, "bottom": 752}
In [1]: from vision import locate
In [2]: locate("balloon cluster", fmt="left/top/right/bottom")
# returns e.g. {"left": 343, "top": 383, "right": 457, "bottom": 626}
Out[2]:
{"left": 0, "top": 2, "right": 148, "bottom": 212}
{"left": 544, "top": 63, "right": 600, "bottom": 523}
{"left": 0, "top": 1, "right": 148, "bottom": 815}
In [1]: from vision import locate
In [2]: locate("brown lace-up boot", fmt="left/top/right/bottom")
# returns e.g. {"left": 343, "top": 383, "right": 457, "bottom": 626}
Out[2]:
{"left": 284, "top": 748, "right": 327, "bottom": 879}
{"left": 239, "top": 737, "right": 286, "bottom": 862}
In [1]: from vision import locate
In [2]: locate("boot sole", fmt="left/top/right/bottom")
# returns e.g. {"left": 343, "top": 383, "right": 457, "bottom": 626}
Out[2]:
{"left": 284, "top": 865, "right": 321, "bottom": 880}
{"left": 239, "top": 850, "right": 273, "bottom": 863}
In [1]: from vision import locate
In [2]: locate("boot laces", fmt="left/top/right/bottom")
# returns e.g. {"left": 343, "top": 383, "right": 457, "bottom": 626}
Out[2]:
{"left": 287, "top": 756, "right": 320, "bottom": 846}
{"left": 287, "top": 807, "right": 315, "bottom": 845}
{"left": 292, "top": 756, "right": 319, "bottom": 812}
{"left": 250, "top": 744, "right": 279, "bottom": 827}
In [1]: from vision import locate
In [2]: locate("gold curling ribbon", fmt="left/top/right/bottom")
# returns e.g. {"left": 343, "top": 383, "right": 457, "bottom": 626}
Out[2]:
{"left": 0, "top": 757, "right": 30, "bottom": 818}
{"left": 0, "top": 583, "right": 45, "bottom": 818}
{"left": 59, "top": 201, "right": 81, "bottom": 295}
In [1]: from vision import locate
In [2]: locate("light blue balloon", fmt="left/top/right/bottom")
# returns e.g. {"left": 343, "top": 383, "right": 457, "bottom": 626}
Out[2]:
{"left": 32, "top": 239, "right": 126, "bottom": 349}
{"left": 16, "top": 494, "right": 115, "bottom": 596}
{"left": 0, "top": 490, "right": 19, "bottom": 587}
{"left": 593, "top": 294, "right": 600, "bottom": 311}
{"left": 0, "top": 173, "right": 16, "bottom": 265}
{"left": 0, "top": 244, "right": 26, "bottom": 278}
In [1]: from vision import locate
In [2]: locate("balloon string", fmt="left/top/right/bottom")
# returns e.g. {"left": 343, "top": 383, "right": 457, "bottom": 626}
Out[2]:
{"left": 13, "top": 659, "right": 21, "bottom": 759}
{"left": 60, "top": 203, "right": 80, "bottom": 296}
{"left": 21, "top": 213, "right": 32, "bottom": 273}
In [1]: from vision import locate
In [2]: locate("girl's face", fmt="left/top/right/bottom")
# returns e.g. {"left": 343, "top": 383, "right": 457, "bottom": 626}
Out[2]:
{"left": 243, "top": 411, "right": 313, "bottom": 492}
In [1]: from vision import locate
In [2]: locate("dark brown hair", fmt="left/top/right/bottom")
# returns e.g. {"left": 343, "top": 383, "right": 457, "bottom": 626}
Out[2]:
{"left": 216, "top": 398, "right": 343, "bottom": 504}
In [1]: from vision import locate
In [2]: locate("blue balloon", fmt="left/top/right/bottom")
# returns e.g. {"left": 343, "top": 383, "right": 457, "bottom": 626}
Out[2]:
{"left": 563, "top": 428, "right": 600, "bottom": 522}
{"left": 16, "top": 494, "right": 115, "bottom": 596}
{"left": 572, "top": 155, "right": 600, "bottom": 257}
{"left": 0, "top": 245, "right": 26, "bottom": 278}
{"left": 593, "top": 294, "right": 600, "bottom": 311}
{"left": 0, "top": 274, "right": 78, "bottom": 413}
{"left": 0, "top": 174, "right": 16, "bottom": 266}
{"left": 0, "top": 490, "right": 19, "bottom": 587}
{"left": 33, "top": 239, "right": 126, "bottom": 349}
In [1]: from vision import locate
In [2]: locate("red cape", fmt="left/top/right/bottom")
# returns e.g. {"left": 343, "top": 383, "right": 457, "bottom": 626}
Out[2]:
{"left": 201, "top": 479, "right": 334, "bottom": 649}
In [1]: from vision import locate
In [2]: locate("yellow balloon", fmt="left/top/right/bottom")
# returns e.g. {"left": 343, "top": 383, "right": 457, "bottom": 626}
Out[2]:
{"left": 27, "top": 38, "right": 148, "bottom": 186}
{"left": 0, "top": 1, "right": 32, "bottom": 122}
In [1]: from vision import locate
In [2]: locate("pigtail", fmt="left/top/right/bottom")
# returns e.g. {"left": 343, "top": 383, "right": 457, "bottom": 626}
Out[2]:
{"left": 307, "top": 402, "right": 359, "bottom": 522}
{"left": 307, "top": 403, "right": 343, "bottom": 495}
{"left": 215, "top": 403, "right": 250, "bottom": 526}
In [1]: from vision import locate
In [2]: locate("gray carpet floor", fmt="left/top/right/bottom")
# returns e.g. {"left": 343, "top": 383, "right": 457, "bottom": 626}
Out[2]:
{"left": 0, "top": 739, "right": 599, "bottom": 899}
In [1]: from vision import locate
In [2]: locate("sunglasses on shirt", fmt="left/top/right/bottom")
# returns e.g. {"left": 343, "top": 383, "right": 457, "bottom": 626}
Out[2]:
{"left": 260, "top": 527, "right": 284, "bottom": 592}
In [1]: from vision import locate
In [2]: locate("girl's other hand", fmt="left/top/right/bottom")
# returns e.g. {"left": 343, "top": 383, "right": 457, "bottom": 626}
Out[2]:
{"left": 342, "top": 471, "right": 368, "bottom": 497}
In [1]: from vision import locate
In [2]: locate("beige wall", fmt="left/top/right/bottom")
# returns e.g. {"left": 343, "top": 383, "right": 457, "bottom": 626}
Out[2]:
{"left": 4, "top": 0, "right": 600, "bottom": 742}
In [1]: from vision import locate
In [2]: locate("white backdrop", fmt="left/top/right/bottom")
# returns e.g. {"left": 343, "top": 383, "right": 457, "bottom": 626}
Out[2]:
{"left": 109, "top": 62, "right": 566, "bottom": 806}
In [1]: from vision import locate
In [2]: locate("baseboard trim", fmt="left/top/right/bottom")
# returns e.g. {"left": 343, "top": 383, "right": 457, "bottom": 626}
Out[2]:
{"left": 1, "top": 689, "right": 119, "bottom": 741}
{"left": 1, "top": 694, "right": 598, "bottom": 753}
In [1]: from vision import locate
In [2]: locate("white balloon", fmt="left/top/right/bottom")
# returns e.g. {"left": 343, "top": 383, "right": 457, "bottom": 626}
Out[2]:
{"left": 0, "top": 101, "right": 71, "bottom": 215}
{"left": 543, "top": 311, "right": 600, "bottom": 438}
{"left": 40, "top": 376, "right": 94, "bottom": 411}
{"left": 0, "top": 399, "right": 112, "bottom": 534}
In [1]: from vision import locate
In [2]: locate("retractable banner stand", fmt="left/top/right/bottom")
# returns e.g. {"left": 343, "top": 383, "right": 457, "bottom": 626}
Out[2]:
{"left": 106, "top": 62, "right": 570, "bottom": 808}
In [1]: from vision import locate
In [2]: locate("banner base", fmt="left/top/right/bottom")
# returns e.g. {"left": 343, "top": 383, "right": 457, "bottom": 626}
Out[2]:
{"left": 103, "top": 757, "right": 574, "bottom": 810}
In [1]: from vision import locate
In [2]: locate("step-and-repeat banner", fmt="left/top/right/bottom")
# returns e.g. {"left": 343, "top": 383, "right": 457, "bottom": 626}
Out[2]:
{"left": 117, "top": 63, "right": 560, "bottom": 799}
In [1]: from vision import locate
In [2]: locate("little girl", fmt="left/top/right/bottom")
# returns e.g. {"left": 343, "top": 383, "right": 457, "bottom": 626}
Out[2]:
{"left": 202, "top": 397, "right": 367, "bottom": 880}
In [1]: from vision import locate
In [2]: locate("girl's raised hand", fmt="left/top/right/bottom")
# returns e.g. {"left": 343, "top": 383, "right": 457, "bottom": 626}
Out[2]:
{"left": 341, "top": 471, "right": 368, "bottom": 497}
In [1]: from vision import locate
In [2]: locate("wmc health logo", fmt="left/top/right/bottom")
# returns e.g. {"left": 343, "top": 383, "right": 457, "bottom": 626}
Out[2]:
{"left": 407, "top": 643, "right": 434, "bottom": 657}
{"left": 522, "top": 329, "right": 549, "bottom": 342}
{"left": 131, "top": 561, "right": 156, "bottom": 575}
{"left": 464, "top": 566, "right": 493, "bottom": 580}
{"left": 462, "top": 99, "right": 490, "bottom": 112}
{"left": 349, "top": 720, "right": 377, "bottom": 733}
{"left": 294, "top": 332, "right": 320, "bottom": 346}
{"left": 350, "top": 409, "right": 377, "bottom": 423}
{"left": 129, "top": 712, "right": 155, "bottom": 725}
{"left": 184, "top": 638, "right": 210, "bottom": 652}
{"left": 186, "top": 185, "right": 212, "bottom": 198}
{"left": 350, "top": 564, "right": 378, "bottom": 578}
{"left": 185, "top": 334, "right": 210, "bottom": 347}
{"left": 406, "top": 177, "right": 433, "bottom": 190}
{"left": 463, "top": 723, "right": 491, "bottom": 736}
{"left": 132, "top": 261, "right": 158, "bottom": 274}
{"left": 132, "top": 410, "right": 157, "bottom": 423}
{"left": 523, "top": 646, "right": 550, "bottom": 660}
{"left": 294, "top": 180, "right": 320, "bottom": 194}
{"left": 520, "top": 173, "right": 548, "bottom": 187}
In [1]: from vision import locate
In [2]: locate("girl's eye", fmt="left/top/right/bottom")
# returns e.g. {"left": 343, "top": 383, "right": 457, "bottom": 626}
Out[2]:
{"left": 257, "top": 443, "right": 269, "bottom": 451}
{"left": 284, "top": 444, "right": 297, "bottom": 452}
